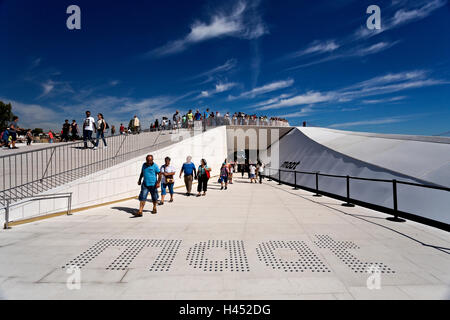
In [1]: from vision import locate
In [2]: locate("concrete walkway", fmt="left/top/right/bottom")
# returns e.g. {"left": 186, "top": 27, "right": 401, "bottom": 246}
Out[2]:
{"left": 0, "top": 177, "right": 449, "bottom": 300}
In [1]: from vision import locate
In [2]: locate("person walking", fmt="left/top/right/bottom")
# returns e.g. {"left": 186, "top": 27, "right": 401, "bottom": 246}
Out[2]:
{"left": 26, "top": 130, "right": 33, "bottom": 146}
{"left": 228, "top": 161, "right": 234, "bottom": 184}
{"left": 257, "top": 161, "right": 265, "bottom": 184}
{"left": 48, "top": 130, "right": 54, "bottom": 144}
{"left": 219, "top": 162, "right": 229, "bottom": 190}
{"left": 71, "top": 120, "right": 79, "bottom": 141}
{"left": 8, "top": 116, "right": 20, "bottom": 149}
{"left": 62, "top": 120, "right": 70, "bottom": 142}
{"left": 120, "top": 123, "right": 125, "bottom": 135}
{"left": 179, "top": 156, "right": 197, "bottom": 196}
{"left": 187, "top": 110, "right": 194, "bottom": 129}
{"left": 133, "top": 115, "right": 140, "bottom": 134}
{"left": 159, "top": 157, "right": 176, "bottom": 205}
{"left": 196, "top": 159, "right": 211, "bottom": 197}
{"left": 249, "top": 164, "right": 257, "bottom": 183}
{"left": 137, "top": 155, "right": 161, "bottom": 216}
{"left": 172, "top": 110, "right": 181, "bottom": 134}
{"left": 94, "top": 113, "right": 107, "bottom": 150}
{"left": 111, "top": 125, "right": 116, "bottom": 136}
{"left": 83, "top": 111, "right": 96, "bottom": 149}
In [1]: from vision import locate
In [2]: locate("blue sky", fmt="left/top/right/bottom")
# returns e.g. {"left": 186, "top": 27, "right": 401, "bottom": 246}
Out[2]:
{"left": 1, "top": 0, "right": 449, "bottom": 135}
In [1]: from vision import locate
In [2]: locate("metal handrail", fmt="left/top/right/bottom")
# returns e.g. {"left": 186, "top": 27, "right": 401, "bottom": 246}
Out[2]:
{"left": 264, "top": 167, "right": 450, "bottom": 229}
{"left": 0, "top": 130, "right": 181, "bottom": 207}
{"left": 2, "top": 192, "right": 72, "bottom": 229}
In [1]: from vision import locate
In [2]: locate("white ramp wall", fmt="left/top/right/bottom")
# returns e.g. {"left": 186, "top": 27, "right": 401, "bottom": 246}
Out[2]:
{"left": 1, "top": 127, "right": 228, "bottom": 225}
{"left": 269, "top": 128, "right": 450, "bottom": 226}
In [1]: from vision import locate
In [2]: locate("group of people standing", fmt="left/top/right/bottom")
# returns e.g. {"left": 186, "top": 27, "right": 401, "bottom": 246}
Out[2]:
{"left": 61, "top": 119, "right": 80, "bottom": 142}
{"left": 1, "top": 116, "right": 20, "bottom": 149}
{"left": 239, "top": 162, "right": 265, "bottom": 184}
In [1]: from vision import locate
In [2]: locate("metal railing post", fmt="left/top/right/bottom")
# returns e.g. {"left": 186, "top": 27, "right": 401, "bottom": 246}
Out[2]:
{"left": 387, "top": 179, "right": 405, "bottom": 222}
{"left": 342, "top": 176, "right": 355, "bottom": 207}
{"left": 4, "top": 200, "right": 10, "bottom": 229}
{"left": 267, "top": 168, "right": 272, "bottom": 181}
{"left": 278, "top": 169, "right": 282, "bottom": 185}
{"left": 294, "top": 171, "right": 299, "bottom": 190}
{"left": 67, "top": 193, "right": 72, "bottom": 216}
{"left": 314, "top": 172, "right": 322, "bottom": 197}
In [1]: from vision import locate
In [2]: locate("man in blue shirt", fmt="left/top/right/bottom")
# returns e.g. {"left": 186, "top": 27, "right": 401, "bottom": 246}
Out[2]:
{"left": 179, "top": 156, "right": 197, "bottom": 196}
{"left": 137, "top": 155, "right": 161, "bottom": 216}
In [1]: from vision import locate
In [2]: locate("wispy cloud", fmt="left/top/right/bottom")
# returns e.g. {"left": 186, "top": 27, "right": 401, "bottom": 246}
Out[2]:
{"left": 0, "top": 98, "right": 63, "bottom": 130}
{"left": 362, "top": 96, "right": 407, "bottom": 104}
{"left": 329, "top": 115, "right": 414, "bottom": 128}
{"left": 258, "top": 91, "right": 333, "bottom": 110}
{"left": 187, "top": 59, "right": 237, "bottom": 83}
{"left": 256, "top": 70, "right": 448, "bottom": 112}
{"left": 285, "top": 0, "right": 446, "bottom": 70}
{"left": 37, "top": 79, "right": 74, "bottom": 99}
{"left": 230, "top": 79, "right": 294, "bottom": 99}
{"left": 353, "top": 0, "right": 447, "bottom": 40}
{"left": 278, "top": 105, "right": 316, "bottom": 119}
{"left": 287, "top": 41, "right": 399, "bottom": 70}
{"left": 248, "top": 93, "right": 294, "bottom": 108}
{"left": 146, "top": 1, "right": 267, "bottom": 58}
{"left": 287, "top": 40, "right": 340, "bottom": 59}
{"left": 197, "top": 82, "right": 237, "bottom": 98}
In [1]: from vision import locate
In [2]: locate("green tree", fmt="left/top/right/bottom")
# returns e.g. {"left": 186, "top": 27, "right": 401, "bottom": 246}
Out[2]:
{"left": 0, "top": 101, "right": 15, "bottom": 130}
{"left": 32, "top": 128, "right": 44, "bottom": 135}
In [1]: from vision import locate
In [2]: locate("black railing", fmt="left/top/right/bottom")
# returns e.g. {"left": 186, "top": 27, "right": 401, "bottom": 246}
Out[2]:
{"left": 263, "top": 167, "right": 450, "bottom": 231}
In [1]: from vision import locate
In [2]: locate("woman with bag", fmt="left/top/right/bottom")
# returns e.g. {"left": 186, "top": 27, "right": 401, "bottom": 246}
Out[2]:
{"left": 196, "top": 159, "right": 211, "bottom": 197}
{"left": 94, "top": 113, "right": 108, "bottom": 150}
{"left": 219, "top": 162, "right": 230, "bottom": 190}
{"left": 159, "top": 157, "right": 176, "bottom": 205}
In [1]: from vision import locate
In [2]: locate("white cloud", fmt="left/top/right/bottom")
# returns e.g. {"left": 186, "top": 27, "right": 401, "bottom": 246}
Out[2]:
{"left": 248, "top": 93, "right": 294, "bottom": 108}
{"left": 255, "top": 70, "right": 448, "bottom": 112}
{"left": 0, "top": 98, "right": 63, "bottom": 130}
{"left": 329, "top": 116, "right": 413, "bottom": 128}
{"left": 362, "top": 96, "right": 407, "bottom": 104}
{"left": 258, "top": 91, "right": 334, "bottom": 110}
{"left": 147, "top": 1, "right": 267, "bottom": 58}
{"left": 40, "top": 80, "right": 55, "bottom": 97}
{"left": 289, "top": 40, "right": 340, "bottom": 59}
{"left": 287, "top": 41, "right": 398, "bottom": 70}
{"left": 391, "top": 0, "right": 447, "bottom": 27}
{"left": 196, "top": 82, "right": 237, "bottom": 99}
{"left": 232, "top": 79, "right": 294, "bottom": 99}
{"left": 354, "top": 0, "right": 447, "bottom": 40}
{"left": 215, "top": 82, "right": 237, "bottom": 93}
{"left": 187, "top": 59, "right": 237, "bottom": 83}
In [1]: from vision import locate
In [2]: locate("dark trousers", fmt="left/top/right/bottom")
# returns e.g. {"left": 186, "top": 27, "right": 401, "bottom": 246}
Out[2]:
{"left": 95, "top": 131, "right": 107, "bottom": 147}
{"left": 259, "top": 173, "right": 263, "bottom": 184}
{"left": 62, "top": 132, "right": 69, "bottom": 142}
{"left": 83, "top": 130, "right": 95, "bottom": 148}
{"left": 197, "top": 175, "right": 209, "bottom": 193}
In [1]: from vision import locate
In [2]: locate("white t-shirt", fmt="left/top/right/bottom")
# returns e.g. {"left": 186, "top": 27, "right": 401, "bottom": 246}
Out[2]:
{"left": 250, "top": 165, "right": 256, "bottom": 175}
{"left": 160, "top": 165, "right": 176, "bottom": 184}
{"left": 258, "top": 164, "right": 264, "bottom": 173}
{"left": 83, "top": 117, "right": 95, "bottom": 131}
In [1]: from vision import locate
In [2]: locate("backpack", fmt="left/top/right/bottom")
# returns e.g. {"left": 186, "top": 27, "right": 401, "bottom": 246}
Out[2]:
{"left": 1, "top": 130, "right": 9, "bottom": 142}
{"left": 105, "top": 121, "right": 110, "bottom": 130}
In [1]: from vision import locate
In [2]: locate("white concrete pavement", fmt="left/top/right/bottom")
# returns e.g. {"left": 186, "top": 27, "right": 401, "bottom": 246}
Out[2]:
{"left": 0, "top": 177, "right": 449, "bottom": 300}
